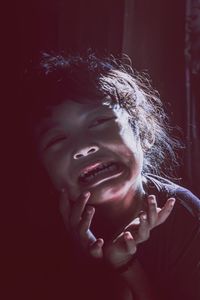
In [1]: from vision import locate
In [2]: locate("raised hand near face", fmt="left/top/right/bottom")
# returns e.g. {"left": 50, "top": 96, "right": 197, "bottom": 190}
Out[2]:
{"left": 59, "top": 190, "right": 175, "bottom": 270}
{"left": 124, "top": 195, "right": 176, "bottom": 244}
{"left": 59, "top": 189, "right": 104, "bottom": 257}
{"left": 103, "top": 195, "right": 176, "bottom": 269}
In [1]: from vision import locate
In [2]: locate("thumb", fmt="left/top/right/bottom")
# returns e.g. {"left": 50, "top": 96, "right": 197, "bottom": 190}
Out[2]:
{"left": 89, "top": 238, "right": 104, "bottom": 259}
{"left": 114, "top": 231, "right": 136, "bottom": 255}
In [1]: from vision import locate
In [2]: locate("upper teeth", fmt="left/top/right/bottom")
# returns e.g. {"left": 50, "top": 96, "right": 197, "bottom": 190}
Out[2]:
{"left": 79, "top": 162, "right": 117, "bottom": 179}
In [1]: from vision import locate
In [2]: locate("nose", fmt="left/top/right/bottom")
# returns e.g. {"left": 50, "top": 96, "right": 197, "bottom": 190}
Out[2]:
{"left": 73, "top": 145, "right": 99, "bottom": 160}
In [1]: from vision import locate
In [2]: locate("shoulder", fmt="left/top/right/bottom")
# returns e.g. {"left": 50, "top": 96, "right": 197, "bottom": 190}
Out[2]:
{"left": 141, "top": 174, "right": 200, "bottom": 300}
{"left": 144, "top": 174, "right": 200, "bottom": 221}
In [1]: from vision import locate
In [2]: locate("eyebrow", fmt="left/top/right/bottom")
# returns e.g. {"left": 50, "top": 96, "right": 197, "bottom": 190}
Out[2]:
{"left": 37, "top": 105, "right": 114, "bottom": 138}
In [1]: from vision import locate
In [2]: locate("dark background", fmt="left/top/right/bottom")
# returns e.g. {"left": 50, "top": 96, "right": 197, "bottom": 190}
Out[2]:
{"left": 3, "top": 1, "right": 200, "bottom": 299}
{"left": 15, "top": 0, "right": 198, "bottom": 192}
{"left": 10, "top": 0, "right": 199, "bottom": 234}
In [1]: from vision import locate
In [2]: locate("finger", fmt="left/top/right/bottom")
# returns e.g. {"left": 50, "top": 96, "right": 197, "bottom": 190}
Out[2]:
{"left": 113, "top": 231, "right": 124, "bottom": 244}
{"left": 89, "top": 238, "right": 104, "bottom": 258}
{"left": 70, "top": 192, "right": 90, "bottom": 228}
{"left": 147, "top": 195, "right": 158, "bottom": 228}
{"left": 124, "top": 218, "right": 140, "bottom": 239}
{"left": 59, "top": 189, "right": 71, "bottom": 226}
{"left": 156, "top": 198, "right": 176, "bottom": 226}
{"left": 125, "top": 217, "right": 140, "bottom": 230}
{"left": 78, "top": 205, "right": 95, "bottom": 236}
{"left": 113, "top": 231, "right": 136, "bottom": 255}
{"left": 123, "top": 231, "right": 137, "bottom": 255}
{"left": 136, "top": 212, "right": 150, "bottom": 243}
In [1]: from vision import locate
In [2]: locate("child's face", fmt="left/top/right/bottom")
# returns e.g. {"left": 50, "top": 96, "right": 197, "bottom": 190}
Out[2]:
{"left": 35, "top": 99, "right": 144, "bottom": 205}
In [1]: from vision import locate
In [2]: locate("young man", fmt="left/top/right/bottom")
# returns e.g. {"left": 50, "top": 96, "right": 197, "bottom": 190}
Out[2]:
{"left": 25, "top": 51, "right": 200, "bottom": 300}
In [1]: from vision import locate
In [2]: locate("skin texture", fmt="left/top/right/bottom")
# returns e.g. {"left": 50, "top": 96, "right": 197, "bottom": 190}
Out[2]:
{"left": 35, "top": 100, "right": 144, "bottom": 204}
{"left": 59, "top": 191, "right": 175, "bottom": 264}
{"left": 35, "top": 100, "right": 147, "bottom": 236}
{"left": 34, "top": 99, "right": 176, "bottom": 299}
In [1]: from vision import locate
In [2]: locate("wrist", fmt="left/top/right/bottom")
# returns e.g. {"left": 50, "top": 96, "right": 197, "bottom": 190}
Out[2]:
{"left": 119, "top": 259, "right": 156, "bottom": 300}
{"left": 115, "top": 255, "right": 137, "bottom": 274}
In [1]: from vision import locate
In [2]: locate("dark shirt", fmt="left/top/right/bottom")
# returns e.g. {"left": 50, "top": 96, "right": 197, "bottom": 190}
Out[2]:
{"left": 66, "top": 175, "right": 200, "bottom": 299}
{"left": 11, "top": 175, "right": 200, "bottom": 300}
{"left": 136, "top": 175, "right": 200, "bottom": 300}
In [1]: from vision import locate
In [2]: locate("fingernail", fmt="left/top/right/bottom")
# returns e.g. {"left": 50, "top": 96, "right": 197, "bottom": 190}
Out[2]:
{"left": 83, "top": 191, "right": 90, "bottom": 198}
{"left": 148, "top": 195, "right": 156, "bottom": 203}
{"left": 97, "top": 239, "right": 104, "bottom": 247}
{"left": 141, "top": 214, "right": 147, "bottom": 221}
{"left": 124, "top": 232, "right": 133, "bottom": 240}
{"left": 169, "top": 198, "right": 176, "bottom": 207}
{"left": 87, "top": 206, "right": 94, "bottom": 213}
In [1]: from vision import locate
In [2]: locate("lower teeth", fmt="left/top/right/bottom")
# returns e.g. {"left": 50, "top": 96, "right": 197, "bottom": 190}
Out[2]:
{"left": 84, "top": 164, "right": 118, "bottom": 182}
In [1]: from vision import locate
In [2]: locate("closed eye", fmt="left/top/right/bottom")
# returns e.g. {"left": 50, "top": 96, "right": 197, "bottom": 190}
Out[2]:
{"left": 90, "top": 116, "right": 116, "bottom": 128}
{"left": 45, "top": 136, "right": 67, "bottom": 149}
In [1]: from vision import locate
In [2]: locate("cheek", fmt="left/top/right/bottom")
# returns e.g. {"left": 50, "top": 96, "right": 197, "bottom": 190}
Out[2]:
{"left": 119, "top": 125, "right": 143, "bottom": 165}
{"left": 120, "top": 123, "right": 137, "bottom": 150}
{"left": 132, "top": 148, "right": 144, "bottom": 173}
{"left": 117, "top": 137, "right": 144, "bottom": 177}
{"left": 41, "top": 151, "right": 69, "bottom": 190}
{"left": 107, "top": 124, "right": 141, "bottom": 159}
{"left": 95, "top": 122, "right": 131, "bottom": 148}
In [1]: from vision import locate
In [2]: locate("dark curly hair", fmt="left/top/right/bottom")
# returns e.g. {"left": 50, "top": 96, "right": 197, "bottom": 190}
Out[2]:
{"left": 24, "top": 50, "right": 181, "bottom": 178}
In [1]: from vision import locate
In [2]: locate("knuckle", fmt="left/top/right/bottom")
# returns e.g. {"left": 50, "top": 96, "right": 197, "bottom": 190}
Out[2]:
{"left": 130, "top": 245, "right": 137, "bottom": 254}
{"left": 78, "top": 224, "right": 86, "bottom": 236}
{"left": 145, "top": 230, "right": 150, "bottom": 240}
{"left": 149, "top": 201, "right": 156, "bottom": 207}
{"left": 166, "top": 207, "right": 173, "bottom": 213}
{"left": 141, "top": 230, "right": 150, "bottom": 241}
{"left": 149, "top": 219, "right": 156, "bottom": 228}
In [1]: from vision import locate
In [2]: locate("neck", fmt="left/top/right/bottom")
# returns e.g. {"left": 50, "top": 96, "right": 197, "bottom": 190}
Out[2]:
{"left": 91, "top": 177, "right": 146, "bottom": 241}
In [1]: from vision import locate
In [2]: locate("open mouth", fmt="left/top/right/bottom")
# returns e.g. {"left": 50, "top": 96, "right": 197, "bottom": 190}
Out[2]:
{"left": 78, "top": 161, "right": 123, "bottom": 186}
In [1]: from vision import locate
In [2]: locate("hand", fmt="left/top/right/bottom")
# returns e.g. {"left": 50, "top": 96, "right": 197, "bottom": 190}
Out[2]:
{"left": 102, "top": 195, "right": 176, "bottom": 269}
{"left": 124, "top": 194, "right": 176, "bottom": 244}
{"left": 59, "top": 190, "right": 175, "bottom": 269}
{"left": 59, "top": 189, "right": 104, "bottom": 256}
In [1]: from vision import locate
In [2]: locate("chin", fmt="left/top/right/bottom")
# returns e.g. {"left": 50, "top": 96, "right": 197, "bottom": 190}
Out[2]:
{"left": 67, "top": 159, "right": 141, "bottom": 204}
{"left": 82, "top": 173, "right": 135, "bottom": 206}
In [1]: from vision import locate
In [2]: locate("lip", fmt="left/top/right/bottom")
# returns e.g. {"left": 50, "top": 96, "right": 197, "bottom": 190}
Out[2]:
{"left": 79, "top": 162, "right": 104, "bottom": 176}
{"left": 75, "top": 157, "right": 111, "bottom": 180}
{"left": 76, "top": 159, "right": 125, "bottom": 188}
{"left": 82, "top": 168, "right": 124, "bottom": 188}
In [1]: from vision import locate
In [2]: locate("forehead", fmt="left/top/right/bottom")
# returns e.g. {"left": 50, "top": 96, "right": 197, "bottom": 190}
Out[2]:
{"left": 40, "top": 99, "right": 115, "bottom": 122}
